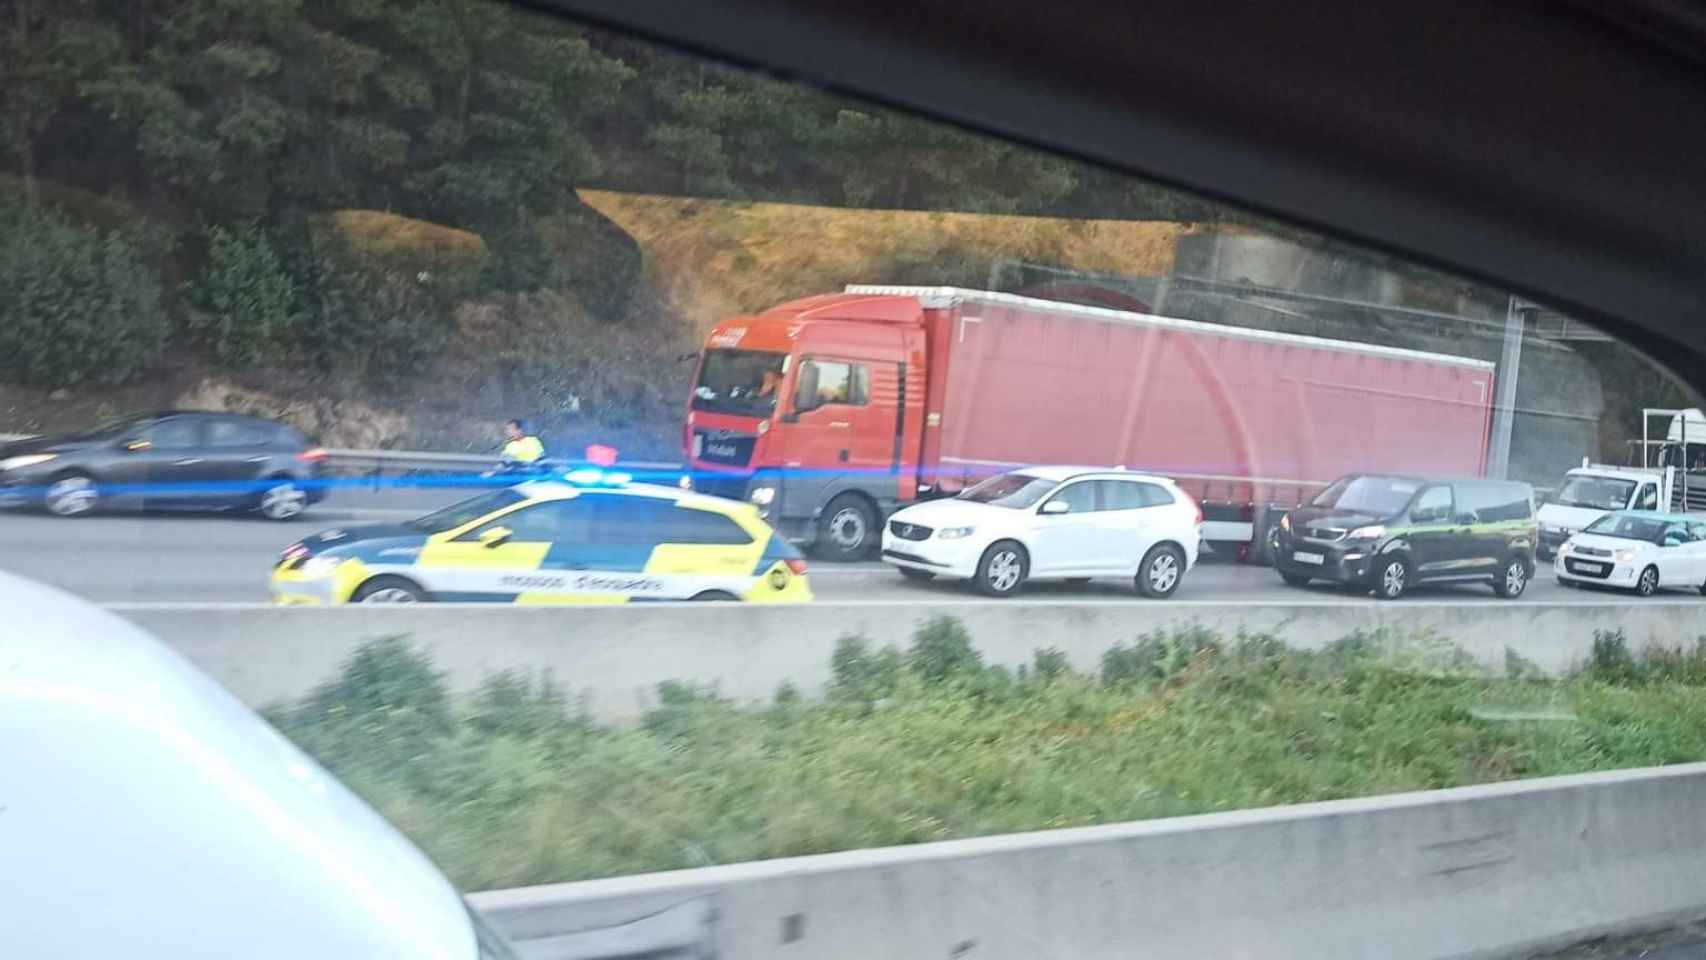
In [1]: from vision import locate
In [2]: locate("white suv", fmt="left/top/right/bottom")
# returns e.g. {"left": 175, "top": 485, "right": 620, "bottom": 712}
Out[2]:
{"left": 881, "top": 467, "right": 1204, "bottom": 597}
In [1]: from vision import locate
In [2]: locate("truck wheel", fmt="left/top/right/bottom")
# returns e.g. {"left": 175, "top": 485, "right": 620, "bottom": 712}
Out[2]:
{"left": 1136, "top": 544, "right": 1185, "bottom": 598}
{"left": 1493, "top": 556, "right": 1529, "bottom": 598}
{"left": 817, "top": 494, "right": 877, "bottom": 562}
{"left": 1373, "top": 555, "right": 1410, "bottom": 600}
{"left": 975, "top": 541, "right": 1028, "bottom": 597}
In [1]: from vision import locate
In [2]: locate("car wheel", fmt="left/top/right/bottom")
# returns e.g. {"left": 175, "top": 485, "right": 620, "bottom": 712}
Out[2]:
{"left": 258, "top": 478, "right": 308, "bottom": 521}
{"left": 1373, "top": 555, "right": 1409, "bottom": 600}
{"left": 898, "top": 568, "right": 936, "bottom": 582}
{"left": 353, "top": 576, "right": 427, "bottom": 604}
{"left": 1279, "top": 571, "right": 1312, "bottom": 588}
{"left": 817, "top": 494, "right": 876, "bottom": 562}
{"left": 45, "top": 473, "right": 99, "bottom": 517}
{"left": 1636, "top": 565, "right": 1659, "bottom": 597}
{"left": 690, "top": 590, "right": 740, "bottom": 601}
{"left": 1136, "top": 544, "right": 1186, "bottom": 598}
{"left": 1494, "top": 556, "right": 1529, "bottom": 598}
{"left": 975, "top": 541, "right": 1028, "bottom": 597}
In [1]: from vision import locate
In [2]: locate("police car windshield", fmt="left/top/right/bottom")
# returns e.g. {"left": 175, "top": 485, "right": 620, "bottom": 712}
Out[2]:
{"left": 1556, "top": 476, "right": 1637, "bottom": 510}
{"left": 1584, "top": 514, "right": 1669, "bottom": 544}
{"left": 1311, "top": 475, "right": 1420, "bottom": 515}
{"left": 405, "top": 489, "right": 526, "bottom": 534}
{"left": 958, "top": 473, "right": 1057, "bottom": 509}
{"left": 693, "top": 349, "right": 787, "bottom": 417}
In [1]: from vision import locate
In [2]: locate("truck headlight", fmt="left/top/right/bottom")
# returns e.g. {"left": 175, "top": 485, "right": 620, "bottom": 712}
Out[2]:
{"left": 0, "top": 453, "right": 57, "bottom": 472}
{"left": 749, "top": 486, "right": 776, "bottom": 506}
{"left": 300, "top": 555, "right": 343, "bottom": 578}
{"left": 938, "top": 526, "right": 975, "bottom": 540}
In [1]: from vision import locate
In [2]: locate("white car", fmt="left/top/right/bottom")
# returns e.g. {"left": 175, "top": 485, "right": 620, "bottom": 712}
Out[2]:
{"left": 881, "top": 467, "right": 1203, "bottom": 597}
{"left": 1555, "top": 510, "right": 1706, "bottom": 596}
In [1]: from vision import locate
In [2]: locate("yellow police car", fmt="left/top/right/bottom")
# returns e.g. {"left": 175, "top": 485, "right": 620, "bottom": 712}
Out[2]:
{"left": 270, "top": 470, "right": 813, "bottom": 604}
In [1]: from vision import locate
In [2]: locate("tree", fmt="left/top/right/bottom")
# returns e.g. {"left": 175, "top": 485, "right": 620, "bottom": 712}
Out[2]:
{"left": 0, "top": 0, "right": 121, "bottom": 204}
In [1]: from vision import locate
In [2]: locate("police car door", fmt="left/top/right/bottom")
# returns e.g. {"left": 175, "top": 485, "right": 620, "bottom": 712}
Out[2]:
{"left": 426, "top": 498, "right": 590, "bottom": 602}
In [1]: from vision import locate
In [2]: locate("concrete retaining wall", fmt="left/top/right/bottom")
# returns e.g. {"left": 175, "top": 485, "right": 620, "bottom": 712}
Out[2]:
{"left": 111, "top": 600, "right": 1706, "bottom": 719}
{"left": 468, "top": 762, "right": 1706, "bottom": 960}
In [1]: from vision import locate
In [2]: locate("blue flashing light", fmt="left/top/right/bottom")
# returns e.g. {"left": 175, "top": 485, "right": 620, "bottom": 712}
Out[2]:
{"left": 564, "top": 468, "right": 632, "bottom": 487}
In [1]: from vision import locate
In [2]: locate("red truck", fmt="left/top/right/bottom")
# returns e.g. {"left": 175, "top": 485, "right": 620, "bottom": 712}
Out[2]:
{"left": 684, "top": 286, "right": 1496, "bottom": 560}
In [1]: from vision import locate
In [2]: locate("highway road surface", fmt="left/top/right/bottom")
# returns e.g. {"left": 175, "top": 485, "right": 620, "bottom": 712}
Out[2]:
{"left": 0, "top": 489, "right": 1696, "bottom": 606}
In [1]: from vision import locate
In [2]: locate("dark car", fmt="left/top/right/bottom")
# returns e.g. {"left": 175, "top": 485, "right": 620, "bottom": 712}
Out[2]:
{"left": 1273, "top": 474, "right": 1537, "bottom": 600}
{"left": 0, "top": 411, "right": 327, "bottom": 520}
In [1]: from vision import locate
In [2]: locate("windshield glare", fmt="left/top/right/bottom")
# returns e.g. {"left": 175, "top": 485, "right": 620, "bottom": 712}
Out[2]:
{"left": 1556, "top": 476, "right": 1637, "bottom": 510}
{"left": 405, "top": 489, "right": 526, "bottom": 534}
{"left": 693, "top": 350, "right": 788, "bottom": 417}
{"left": 1584, "top": 514, "right": 1668, "bottom": 544}
{"left": 958, "top": 473, "right": 1058, "bottom": 509}
{"left": 1310, "top": 476, "right": 1420, "bottom": 515}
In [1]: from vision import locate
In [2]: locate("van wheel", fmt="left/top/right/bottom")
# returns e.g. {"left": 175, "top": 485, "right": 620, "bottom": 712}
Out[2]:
{"left": 975, "top": 541, "right": 1028, "bottom": 597}
{"left": 1494, "top": 556, "right": 1529, "bottom": 598}
{"left": 1373, "top": 556, "right": 1409, "bottom": 600}
{"left": 1636, "top": 565, "right": 1659, "bottom": 597}
{"left": 1136, "top": 544, "right": 1185, "bottom": 598}
{"left": 817, "top": 494, "right": 876, "bottom": 562}
{"left": 353, "top": 576, "right": 427, "bottom": 603}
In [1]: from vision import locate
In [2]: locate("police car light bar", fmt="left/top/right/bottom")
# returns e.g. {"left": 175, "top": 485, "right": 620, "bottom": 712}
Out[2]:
{"left": 564, "top": 468, "right": 632, "bottom": 487}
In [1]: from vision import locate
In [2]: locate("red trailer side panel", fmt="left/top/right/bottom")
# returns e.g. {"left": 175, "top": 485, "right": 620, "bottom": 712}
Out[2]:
{"left": 923, "top": 291, "right": 1495, "bottom": 500}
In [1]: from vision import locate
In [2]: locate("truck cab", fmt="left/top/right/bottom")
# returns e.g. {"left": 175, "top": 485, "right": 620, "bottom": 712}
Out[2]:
{"left": 685, "top": 293, "right": 927, "bottom": 560}
{"left": 1537, "top": 464, "right": 1669, "bottom": 560}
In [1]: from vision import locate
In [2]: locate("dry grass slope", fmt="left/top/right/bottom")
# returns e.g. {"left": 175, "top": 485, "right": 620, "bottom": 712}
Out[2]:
{"left": 580, "top": 190, "right": 1196, "bottom": 329}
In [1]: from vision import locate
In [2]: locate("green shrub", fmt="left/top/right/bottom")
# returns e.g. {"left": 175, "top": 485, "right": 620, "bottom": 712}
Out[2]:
{"left": 829, "top": 634, "right": 903, "bottom": 703}
{"left": 1588, "top": 629, "right": 1639, "bottom": 686}
{"left": 907, "top": 616, "right": 983, "bottom": 685}
{"left": 469, "top": 670, "right": 571, "bottom": 740}
{"left": 1031, "top": 647, "right": 1071, "bottom": 682}
{"left": 0, "top": 200, "right": 167, "bottom": 386}
{"left": 1101, "top": 625, "right": 1221, "bottom": 685}
{"left": 186, "top": 222, "right": 297, "bottom": 367}
{"left": 281, "top": 636, "right": 452, "bottom": 771}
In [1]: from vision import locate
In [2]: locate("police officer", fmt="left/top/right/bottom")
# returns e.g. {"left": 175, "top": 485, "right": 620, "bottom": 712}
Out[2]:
{"left": 500, "top": 418, "right": 545, "bottom": 467}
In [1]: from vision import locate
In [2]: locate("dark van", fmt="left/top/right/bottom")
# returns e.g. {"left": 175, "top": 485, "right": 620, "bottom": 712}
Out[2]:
{"left": 1274, "top": 474, "right": 1537, "bottom": 599}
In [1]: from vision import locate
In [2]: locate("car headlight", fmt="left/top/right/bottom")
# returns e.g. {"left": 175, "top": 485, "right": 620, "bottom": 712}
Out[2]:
{"left": 1279, "top": 513, "right": 1291, "bottom": 531}
{"left": 0, "top": 453, "right": 57, "bottom": 472}
{"left": 300, "top": 555, "right": 344, "bottom": 578}
{"left": 1615, "top": 549, "right": 1638, "bottom": 563}
{"left": 938, "top": 526, "right": 975, "bottom": 540}
{"left": 1347, "top": 524, "right": 1386, "bottom": 540}
{"left": 1559, "top": 541, "right": 1573, "bottom": 555}
{"left": 749, "top": 486, "right": 776, "bottom": 505}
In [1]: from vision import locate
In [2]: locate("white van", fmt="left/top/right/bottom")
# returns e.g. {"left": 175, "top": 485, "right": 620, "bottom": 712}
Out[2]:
{"left": 1537, "top": 464, "right": 1671, "bottom": 560}
{"left": 0, "top": 571, "right": 518, "bottom": 959}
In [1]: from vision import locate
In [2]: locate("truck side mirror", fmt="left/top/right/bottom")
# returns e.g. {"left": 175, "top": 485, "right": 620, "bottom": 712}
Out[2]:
{"left": 792, "top": 362, "right": 822, "bottom": 416}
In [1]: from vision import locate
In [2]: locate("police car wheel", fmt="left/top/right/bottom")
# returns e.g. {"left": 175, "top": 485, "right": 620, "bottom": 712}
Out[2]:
{"left": 690, "top": 590, "right": 739, "bottom": 602}
{"left": 354, "top": 576, "right": 427, "bottom": 603}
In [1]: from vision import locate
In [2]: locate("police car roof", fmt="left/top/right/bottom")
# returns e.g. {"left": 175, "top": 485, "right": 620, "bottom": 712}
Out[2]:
{"left": 0, "top": 571, "right": 476, "bottom": 958}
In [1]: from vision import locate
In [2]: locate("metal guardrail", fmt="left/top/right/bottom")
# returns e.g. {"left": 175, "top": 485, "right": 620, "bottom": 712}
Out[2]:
{"left": 318, "top": 447, "right": 684, "bottom": 478}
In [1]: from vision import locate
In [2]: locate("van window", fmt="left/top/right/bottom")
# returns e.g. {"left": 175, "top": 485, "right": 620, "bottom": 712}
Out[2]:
{"left": 1456, "top": 483, "right": 1532, "bottom": 523}
{"left": 1409, "top": 486, "right": 1454, "bottom": 524}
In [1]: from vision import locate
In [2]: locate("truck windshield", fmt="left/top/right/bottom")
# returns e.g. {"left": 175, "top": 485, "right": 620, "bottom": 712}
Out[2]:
{"left": 959, "top": 473, "right": 1058, "bottom": 509}
{"left": 693, "top": 349, "right": 788, "bottom": 417}
{"left": 1584, "top": 514, "right": 1669, "bottom": 544}
{"left": 1310, "top": 475, "right": 1420, "bottom": 515}
{"left": 1555, "top": 475, "right": 1637, "bottom": 510}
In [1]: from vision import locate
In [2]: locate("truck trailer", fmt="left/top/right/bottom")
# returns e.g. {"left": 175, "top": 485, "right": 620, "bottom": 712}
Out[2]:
{"left": 684, "top": 286, "right": 1496, "bottom": 560}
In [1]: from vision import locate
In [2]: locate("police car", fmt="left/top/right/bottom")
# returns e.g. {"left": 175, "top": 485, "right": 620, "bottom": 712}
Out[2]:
{"left": 270, "top": 470, "right": 813, "bottom": 604}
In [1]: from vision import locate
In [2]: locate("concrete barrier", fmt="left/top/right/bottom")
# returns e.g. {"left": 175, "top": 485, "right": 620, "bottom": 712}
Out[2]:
{"left": 468, "top": 762, "right": 1706, "bottom": 959}
{"left": 111, "top": 600, "right": 1706, "bottom": 719}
